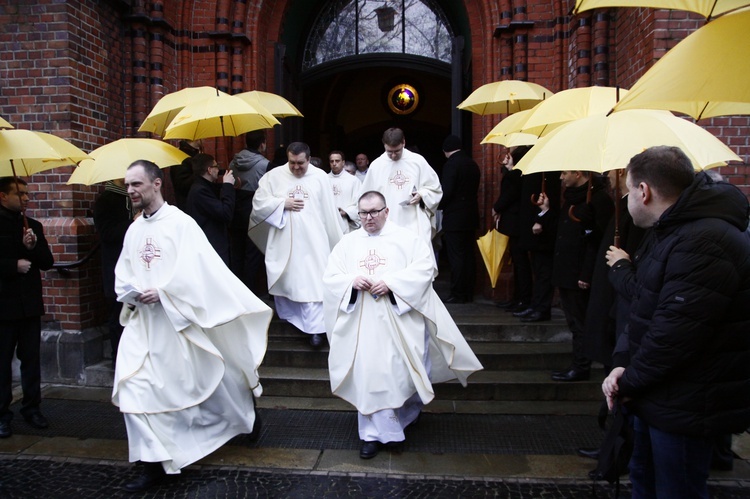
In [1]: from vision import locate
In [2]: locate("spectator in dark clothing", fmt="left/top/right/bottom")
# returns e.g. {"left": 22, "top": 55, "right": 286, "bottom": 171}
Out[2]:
{"left": 603, "top": 146, "right": 750, "bottom": 498}
{"left": 493, "top": 146, "right": 532, "bottom": 311}
{"left": 185, "top": 153, "right": 236, "bottom": 265}
{"left": 438, "top": 135, "right": 480, "bottom": 303}
{"left": 169, "top": 139, "right": 202, "bottom": 211}
{"left": 513, "top": 173, "right": 561, "bottom": 322}
{"left": 0, "top": 177, "right": 54, "bottom": 438}
{"left": 547, "top": 171, "right": 613, "bottom": 382}
{"left": 267, "top": 145, "right": 287, "bottom": 172}
{"left": 93, "top": 179, "right": 134, "bottom": 362}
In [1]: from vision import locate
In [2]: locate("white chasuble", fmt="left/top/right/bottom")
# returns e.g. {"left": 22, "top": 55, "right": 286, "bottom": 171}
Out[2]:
{"left": 323, "top": 221, "right": 483, "bottom": 416}
{"left": 328, "top": 170, "right": 361, "bottom": 233}
{"left": 112, "top": 203, "right": 272, "bottom": 474}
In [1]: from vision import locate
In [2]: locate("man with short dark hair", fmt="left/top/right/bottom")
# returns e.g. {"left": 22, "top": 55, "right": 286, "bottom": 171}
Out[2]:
{"left": 327, "top": 150, "right": 360, "bottom": 233}
{"left": 0, "top": 177, "right": 54, "bottom": 438}
{"left": 603, "top": 146, "right": 750, "bottom": 498}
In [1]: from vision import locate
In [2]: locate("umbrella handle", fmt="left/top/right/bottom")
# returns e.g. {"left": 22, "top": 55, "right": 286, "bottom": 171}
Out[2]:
{"left": 530, "top": 173, "right": 547, "bottom": 206}
{"left": 568, "top": 205, "right": 582, "bottom": 223}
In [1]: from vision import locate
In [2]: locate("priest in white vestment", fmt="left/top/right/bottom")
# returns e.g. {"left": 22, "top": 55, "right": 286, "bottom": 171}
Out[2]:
{"left": 327, "top": 150, "right": 361, "bottom": 233}
{"left": 112, "top": 160, "right": 272, "bottom": 492}
{"left": 358, "top": 128, "right": 442, "bottom": 249}
{"left": 248, "top": 142, "right": 343, "bottom": 348}
{"left": 323, "top": 191, "right": 483, "bottom": 459}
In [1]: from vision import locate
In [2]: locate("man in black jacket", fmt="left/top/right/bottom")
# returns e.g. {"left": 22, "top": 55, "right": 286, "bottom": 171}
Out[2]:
{"left": 185, "top": 153, "right": 236, "bottom": 265}
{"left": 603, "top": 146, "right": 750, "bottom": 498}
{"left": 0, "top": 177, "right": 54, "bottom": 438}
{"left": 438, "top": 135, "right": 480, "bottom": 303}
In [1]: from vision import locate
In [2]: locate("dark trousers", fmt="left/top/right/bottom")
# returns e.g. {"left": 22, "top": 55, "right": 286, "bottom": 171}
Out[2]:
{"left": 508, "top": 236, "right": 532, "bottom": 304}
{"left": 229, "top": 232, "right": 265, "bottom": 294}
{"left": 442, "top": 230, "right": 476, "bottom": 300}
{"left": 529, "top": 250, "right": 554, "bottom": 314}
{"left": 558, "top": 287, "right": 591, "bottom": 370}
{"left": 106, "top": 296, "right": 123, "bottom": 361}
{"left": 0, "top": 317, "right": 42, "bottom": 420}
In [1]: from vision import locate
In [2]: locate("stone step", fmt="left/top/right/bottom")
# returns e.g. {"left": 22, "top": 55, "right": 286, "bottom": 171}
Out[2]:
{"left": 257, "top": 366, "right": 605, "bottom": 402}
{"left": 265, "top": 340, "right": 574, "bottom": 371}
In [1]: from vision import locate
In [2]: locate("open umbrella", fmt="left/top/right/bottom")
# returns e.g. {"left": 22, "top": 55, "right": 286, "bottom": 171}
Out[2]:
{"left": 481, "top": 132, "right": 538, "bottom": 148}
{"left": 235, "top": 90, "right": 304, "bottom": 118}
{"left": 0, "top": 129, "right": 89, "bottom": 177}
{"left": 67, "top": 138, "right": 189, "bottom": 185}
{"left": 516, "top": 109, "right": 740, "bottom": 175}
{"left": 476, "top": 229, "right": 510, "bottom": 288}
{"left": 0, "top": 116, "right": 13, "bottom": 129}
{"left": 163, "top": 93, "right": 280, "bottom": 141}
{"left": 138, "top": 86, "right": 231, "bottom": 136}
{"left": 458, "top": 80, "right": 553, "bottom": 115}
{"left": 613, "top": 9, "right": 750, "bottom": 119}
{"left": 573, "top": 0, "right": 750, "bottom": 19}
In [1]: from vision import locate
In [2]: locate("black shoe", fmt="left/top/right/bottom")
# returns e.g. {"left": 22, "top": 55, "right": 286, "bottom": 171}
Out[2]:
{"left": 520, "top": 311, "right": 551, "bottom": 322}
{"left": 551, "top": 368, "right": 590, "bottom": 382}
{"left": 588, "top": 469, "right": 605, "bottom": 481}
{"left": 577, "top": 447, "right": 600, "bottom": 460}
{"left": 309, "top": 333, "right": 324, "bottom": 348}
{"left": 445, "top": 296, "right": 468, "bottom": 304}
{"left": 0, "top": 420, "right": 11, "bottom": 438}
{"left": 124, "top": 463, "right": 165, "bottom": 492}
{"left": 359, "top": 440, "right": 382, "bottom": 459}
{"left": 509, "top": 302, "right": 530, "bottom": 313}
{"left": 512, "top": 307, "right": 535, "bottom": 318}
{"left": 23, "top": 411, "right": 48, "bottom": 429}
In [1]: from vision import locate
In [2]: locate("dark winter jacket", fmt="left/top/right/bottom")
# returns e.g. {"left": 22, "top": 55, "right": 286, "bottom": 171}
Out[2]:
{"left": 612, "top": 172, "right": 750, "bottom": 437}
{"left": 185, "top": 176, "right": 235, "bottom": 265}
{"left": 493, "top": 167, "right": 522, "bottom": 237}
{"left": 438, "top": 150, "right": 480, "bottom": 232}
{"left": 518, "top": 172, "right": 560, "bottom": 252}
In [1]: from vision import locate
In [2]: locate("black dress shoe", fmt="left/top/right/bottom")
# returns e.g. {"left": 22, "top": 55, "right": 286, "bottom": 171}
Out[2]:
{"left": 520, "top": 311, "right": 551, "bottom": 322}
{"left": 360, "top": 440, "right": 382, "bottom": 459}
{"left": 124, "top": 463, "right": 166, "bottom": 492}
{"left": 512, "top": 307, "right": 535, "bottom": 318}
{"left": 309, "top": 333, "right": 324, "bottom": 348}
{"left": 551, "top": 368, "right": 590, "bottom": 382}
{"left": 23, "top": 411, "right": 49, "bottom": 429}
{"left": 577, "top": 447, "right": 600, "bottom": 460}
{"left": 0, "top": 420, "right": 11, "bottom": 438}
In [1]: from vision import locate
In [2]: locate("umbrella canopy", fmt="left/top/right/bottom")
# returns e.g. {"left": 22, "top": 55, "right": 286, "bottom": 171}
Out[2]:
{"left": 573, "top": 0, "right": 749, "bottom": 19}
{"left": 138, "top": 86, "right": 231, "bottom": 136}
{"left": 0, "top": 116, "right": 13, "bottom": 129}
{"left": 515, "top": 109, "right": 740, "bottom": 175}
{"left": 235, "top": 90, "right": 304, "bottom": 118}
{"left": 481, "top": 131, "right": 538, "bottom": 148}
{"left": 458, "top": 80, "right": 553, "bottom": 115}
{"left": 476, "top": 229, "right": 510, "bottom": 288}
{"left": 67, "top": 138, "right": 189, "bottom": 185}
{"left": 163, "top": 94, "right": 280, "bottom": 141}
{"left": 0, "top": 129, "right": 89, "bottom": 177}
{"left": 613, "top": 9, "right": 750, "bottom": 120}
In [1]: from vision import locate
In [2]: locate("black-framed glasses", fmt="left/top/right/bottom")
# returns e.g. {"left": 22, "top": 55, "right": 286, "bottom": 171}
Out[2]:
{"left": 357, "top": 207, "right": 386, "bottom": 219}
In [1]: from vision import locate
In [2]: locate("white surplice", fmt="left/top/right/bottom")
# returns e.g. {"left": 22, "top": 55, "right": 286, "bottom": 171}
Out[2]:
{"left": 323, "top": 221, "right": 483, "bottom": 441}
{"left": 327, "top": 170, "right": 361, "bottom": 233}
{"left": 112, "top": 203, "right": 272, "bottom": 474}
{"left": 249, "top": 164, "right": 343, "bottom": 333}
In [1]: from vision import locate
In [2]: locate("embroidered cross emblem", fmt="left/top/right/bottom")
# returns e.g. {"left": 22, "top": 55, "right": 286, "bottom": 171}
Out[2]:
{"left": 359, "top": 249, "right": 386, "bottom": 275}
{"left": 332, "top": 184, "right": 342, "bottom": 196}
{"left": 139, "top": 237, "right": 162, "bottom": 269}
{"left": 288, "top": 185, "right": 309, "bottom": 200}
{"left": 389, "top": 170, "right": 410, "bottom": 190}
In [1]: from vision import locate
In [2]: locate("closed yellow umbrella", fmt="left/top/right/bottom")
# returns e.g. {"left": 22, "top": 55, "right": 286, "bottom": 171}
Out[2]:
{"left": 0, "top": 116, "right": 13, "bottom": 129}
{"left": 476, "top": 229, "right": 510, "bottom": 288}
{"left": 235, "top": 90, "right": 303, "bottom": 118}
{"left": 573, "top": 0, "right": 749, "bottom": 19}
{"left": 67, "top": 138, "right": 189, "bottom": 185}
{"left": 458, "top": 80, "right": 553, "bottom": 116}
{"left": 0, "top": 129, "right": 89, "bottom": 177}
{"left": 139, "top": 86, "right": 231, "bottom": 136}
{"left": 515, "top": 109, "right": 740, "bottom": 175}
{"left": 613, "top": 9, "right": 750, "bottom": 120}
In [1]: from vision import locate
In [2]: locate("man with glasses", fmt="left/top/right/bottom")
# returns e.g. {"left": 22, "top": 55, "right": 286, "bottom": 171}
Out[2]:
{"left": 249, "top": 142, "right": 343, "bottom": 348}
{"left": 323, "top": 191, "right": 482, "bottom": 460}
{"left": 186, "top": 153, "right": 236, "bottom": 265}
{"left": 358, "top": 128, "right": 442, "bottom": 260}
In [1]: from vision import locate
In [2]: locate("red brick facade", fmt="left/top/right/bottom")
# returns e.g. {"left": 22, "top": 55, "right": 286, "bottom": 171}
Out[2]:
{"left": 1, "top": 0, "right": 748, "bottom": 334}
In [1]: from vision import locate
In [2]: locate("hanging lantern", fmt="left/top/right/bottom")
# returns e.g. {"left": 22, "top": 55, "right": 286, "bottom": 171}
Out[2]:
{"left": 375, "top": 4, "right": 396, "bottom": 32}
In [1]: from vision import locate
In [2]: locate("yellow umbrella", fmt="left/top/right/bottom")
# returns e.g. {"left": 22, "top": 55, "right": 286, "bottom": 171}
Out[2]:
{"left": 0, "top": 129, "right": 89, "bottom": 177}
{"left": 613, "top": 9, "right": 750, "bottom": 120}
{"left": 458, "top": 80, "right": 553, "bottom": 115}
{"left": 163, "top": 93, "right": 280, "bottom": 141}
{"left": 481, "top": 131, "right": 538, "bottom": 148}
{"left": 67, "top": 138, "right": 189, "bottom": 185}
{"left": 138, "top": 86, "right": 231, "bottom": 136}
{"left": 516, "top": 109, "right": 740, "bottom": 175}
{"left": 476, "top": 229, "right": 510, "bottom": 288}
{"left": 235, "top": 90, "right": 304, "bottom": 118}
{"left": 573, "top": 0, "right": 749, "bottom": 19}
{"left": 0, "top": 116, "right": 13, "bottom": 129}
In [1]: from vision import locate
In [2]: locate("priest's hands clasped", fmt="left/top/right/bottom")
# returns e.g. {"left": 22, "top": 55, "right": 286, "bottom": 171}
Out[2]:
{"left": 352, "top": 276, "right": 391, "bottom": 297}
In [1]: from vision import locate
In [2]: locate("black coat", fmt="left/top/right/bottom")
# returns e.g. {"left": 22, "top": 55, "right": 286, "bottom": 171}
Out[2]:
{"left": 493, "top": 167, "right": 522, "bottom": 236}
{"left": 0, "top": 206, "right": 54, "bottom": 319}
{"left": 614, "top": 173, "right": 750, "bottom": 437}
{"left": 518, "top": 173, "right": 561, "bottom": 252}
{"left": 438, "top": 150, "right": 480, "bottom": 232}
{"left": 551, "top": 178, "right": 614, "bottom": 289}
{"left": 93, "top": 189, "right": 132, "bottom": 298}
{"left": 185, "top": 176, "right": 235, "bottom": 264}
